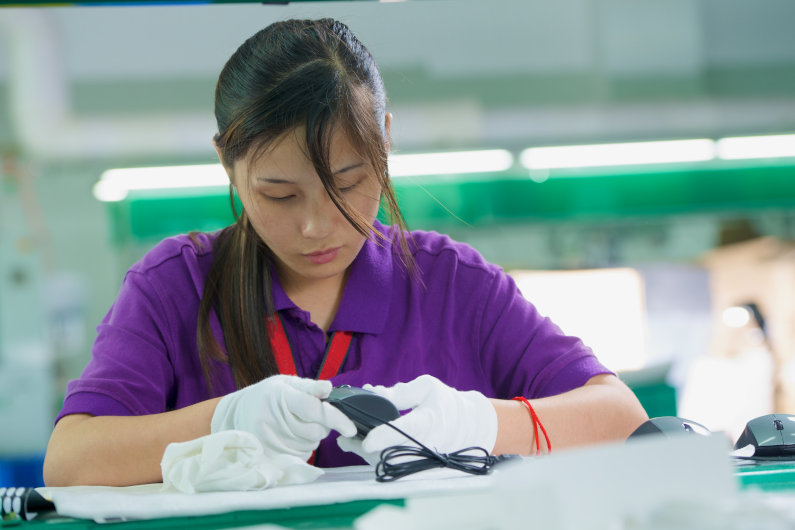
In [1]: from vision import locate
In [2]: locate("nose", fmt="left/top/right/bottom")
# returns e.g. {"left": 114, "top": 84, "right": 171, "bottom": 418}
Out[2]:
{"left": 300, "top": 190, "right": 341, "bottom": 239}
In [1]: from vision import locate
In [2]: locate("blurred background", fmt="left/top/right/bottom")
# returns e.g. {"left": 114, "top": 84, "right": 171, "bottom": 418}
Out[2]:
{"left": 1, "top": 0, "right": 795, "bottom": 484}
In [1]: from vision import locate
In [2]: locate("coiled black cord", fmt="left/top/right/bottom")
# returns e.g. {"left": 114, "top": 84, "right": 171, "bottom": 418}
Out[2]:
{"left": 336, "top": 401, "right": 512, "bottom": 482}
{"left": 376, "top": 444, "right": 501, "bottom": 482}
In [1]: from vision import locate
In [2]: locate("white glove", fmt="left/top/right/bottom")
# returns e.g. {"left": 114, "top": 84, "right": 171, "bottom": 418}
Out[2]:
{"left": 211, "top": 374, "right": 357, "bottom": 461}
{"left": 337, "top": 375, "right": 498, "bottom": 464}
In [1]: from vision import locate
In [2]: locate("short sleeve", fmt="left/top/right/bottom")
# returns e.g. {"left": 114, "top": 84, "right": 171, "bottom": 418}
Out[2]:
{"left": 476, "top": 268, "right": 612, "bottom": 399}
{"left": 56, "top": 270, "right": 178, "bottom": 422}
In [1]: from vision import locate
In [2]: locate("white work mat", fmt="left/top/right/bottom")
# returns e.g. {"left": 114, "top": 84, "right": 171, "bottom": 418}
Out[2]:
{"left": 41, "top": 465, "right": 500, "bottom": 523}
{"left": 43, "top": 436, "right": 747, "bottom": 528}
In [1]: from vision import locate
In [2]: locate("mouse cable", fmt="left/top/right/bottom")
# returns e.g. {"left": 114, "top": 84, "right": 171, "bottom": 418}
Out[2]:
{"left": 337, "top": 401, "right": 517, "bottom": 482}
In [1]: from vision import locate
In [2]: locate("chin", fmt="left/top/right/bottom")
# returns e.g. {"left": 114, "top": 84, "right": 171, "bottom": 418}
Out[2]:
{"left": 299, "top": 262, "right": 348, "bottom": 280}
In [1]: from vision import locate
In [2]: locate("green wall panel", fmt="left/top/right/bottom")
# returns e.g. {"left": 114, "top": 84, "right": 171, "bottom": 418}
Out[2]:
{"left": 395, "top": 162, "right": 795, "bottom": 228}
{"left": 107, "top": 161, "right": 795, "bottom": 244}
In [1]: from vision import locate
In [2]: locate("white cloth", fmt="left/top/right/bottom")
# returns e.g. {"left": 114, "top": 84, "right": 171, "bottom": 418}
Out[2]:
{"left": 161, "top": 430, "right": 322, "bottom": 493}
{"left": 211, "top": 375, "right": 356, "bottom": 462}
{"left": 337, "top": 375, "right": 498, "bottom": 464}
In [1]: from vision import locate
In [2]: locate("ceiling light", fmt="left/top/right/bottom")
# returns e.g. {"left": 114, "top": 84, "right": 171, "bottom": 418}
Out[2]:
{"left": 94, "top": 149, "right": 515, "bottom": 202}
{"left": 716, "top": 134, "right": 795, "bottom": 160}
{"left": 520, "top": 139, "right": 716, "bottom": 170}
{"left": 93, "top": 164, "right": 228, "bottom": 202}
{"left": 388, "top": 149, "right": 514, "bottom": 177}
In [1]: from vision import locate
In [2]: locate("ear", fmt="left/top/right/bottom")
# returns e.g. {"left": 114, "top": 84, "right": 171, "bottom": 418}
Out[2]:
{"left": 384, "top": 112, "right": 393, "bottom": 152}
{"left": 212, "top": 138, "right": 234, "bottom": 184}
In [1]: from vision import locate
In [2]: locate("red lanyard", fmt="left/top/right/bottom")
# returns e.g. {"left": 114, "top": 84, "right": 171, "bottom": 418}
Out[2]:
{"left": 265, "top": 313, "right": 353, "bottom": 380}
{"left": 265, "top": 312, "right": 352, "bottom": 466}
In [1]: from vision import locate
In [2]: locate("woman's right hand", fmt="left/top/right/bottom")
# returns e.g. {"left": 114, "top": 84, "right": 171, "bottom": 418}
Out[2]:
{"left": 211, "top": 375, "right": 357, "bottom": 461}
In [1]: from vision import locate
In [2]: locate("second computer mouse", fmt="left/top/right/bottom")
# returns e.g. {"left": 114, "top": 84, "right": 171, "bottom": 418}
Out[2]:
{"left": 735, "top": 413, "right": 795, "bottom": 457}
{"left": 627, "top": 416, "right": 712, "bottom": 440}
{"left": 325, "top": 385, "right": 400, "bottom": 439}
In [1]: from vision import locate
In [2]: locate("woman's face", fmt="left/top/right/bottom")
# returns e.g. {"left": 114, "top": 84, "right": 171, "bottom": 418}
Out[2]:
{"left": 229, "top": 128, "right": 382, "bottom": 292}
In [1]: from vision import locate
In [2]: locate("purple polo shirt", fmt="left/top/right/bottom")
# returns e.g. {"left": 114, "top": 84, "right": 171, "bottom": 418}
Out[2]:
{"left": 58, "top": 221, "right": 610, "bottom": 467}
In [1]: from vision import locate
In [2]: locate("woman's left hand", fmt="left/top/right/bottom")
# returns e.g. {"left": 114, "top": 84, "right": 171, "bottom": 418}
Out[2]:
{"left": 337, "top": 375, "right": 497, "bottom": 463}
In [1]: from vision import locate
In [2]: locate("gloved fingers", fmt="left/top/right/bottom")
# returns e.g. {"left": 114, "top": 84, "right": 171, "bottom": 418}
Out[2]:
{"left": 362, "top": 382, "right": 407, "bottom": 407}
{"left": 280, "top": 384, "right": 333, "bottom": 422}
{"left": 336, "top": 435, "right": 381, "bottom": 466}
{"left": 274, "top": 416, "right": 331, "bottom": 447}
{"left": 360, "top": 407, "right": 435, "bottom": 453}
{"left": 319, "top": 402, "right": 358, "bottom": 437}
{"left": 336, "top": 434, "right": 361, "bottom": 454}
{"left": 365, "top": 375, "right": 444, "bottom": 411}
{"left": 279, "top": 388, "right": 358, "bottom": 438}
{"left": 283, "top": 407, "right": 357, "bottom": 441}
{"left": 279, "top": 375, "right": 333, "bottom": 399}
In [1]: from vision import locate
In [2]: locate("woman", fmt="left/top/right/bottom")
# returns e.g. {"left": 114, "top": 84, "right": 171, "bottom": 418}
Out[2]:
{"left": 43, "top": 18, "right": 647, "bottom": 487}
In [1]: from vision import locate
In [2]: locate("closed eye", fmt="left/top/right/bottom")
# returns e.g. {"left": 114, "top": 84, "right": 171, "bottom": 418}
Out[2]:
{"left": 338, "top": 175, "right": 366, "bottom": 193}
{"left": 264, "top": 194, "right": 295, "bottom": 202}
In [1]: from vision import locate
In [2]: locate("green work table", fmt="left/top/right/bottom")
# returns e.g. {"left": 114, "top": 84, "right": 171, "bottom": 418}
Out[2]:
{"left": 735, "top": 460, "right": 795, "bottom": 492}
{"left": 3, "top": 499, "right": 400, "bottom": 530}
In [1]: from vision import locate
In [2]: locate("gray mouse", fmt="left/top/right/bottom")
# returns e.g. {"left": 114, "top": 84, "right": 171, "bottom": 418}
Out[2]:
{"left": 325, "top": 385, "right": 400, "bottom": 439}
{"left": 735, "top": 413, "right": 795, "bottom": 457}
{"left": 627, "top": 416, "right": 711, "bottom": 440}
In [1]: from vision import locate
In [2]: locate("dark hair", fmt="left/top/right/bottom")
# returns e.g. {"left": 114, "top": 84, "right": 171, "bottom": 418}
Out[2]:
{"left": 197, "top": 18, "right": 412, "bottom": 392}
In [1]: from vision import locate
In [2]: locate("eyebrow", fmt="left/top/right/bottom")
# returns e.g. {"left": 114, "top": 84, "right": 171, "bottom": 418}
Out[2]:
{"left": 256, "top": 177, "right": 294, "bottom": 184}
{"left": 256, "top": 162, "right": 366, "bottom": 184}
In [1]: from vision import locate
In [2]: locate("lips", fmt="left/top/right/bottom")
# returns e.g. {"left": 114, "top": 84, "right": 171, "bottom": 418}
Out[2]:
{"left": 304, "top": 247, "right": 340, "bottom": 265}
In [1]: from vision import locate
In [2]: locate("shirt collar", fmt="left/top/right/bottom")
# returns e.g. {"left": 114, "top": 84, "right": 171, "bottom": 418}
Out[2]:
{"left": 270, "top": 270, "right": 295, "bottom": 312}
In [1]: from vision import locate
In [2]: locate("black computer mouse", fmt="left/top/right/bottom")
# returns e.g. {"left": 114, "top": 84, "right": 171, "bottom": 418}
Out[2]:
{"left": 735, "top": 413, "right": 795, "bottom": 457}
{"left": 627, "top": 416, "right": 712, "bottom": 440}
{"left": 325, "top": 385, "right": 400, "bottom": 439}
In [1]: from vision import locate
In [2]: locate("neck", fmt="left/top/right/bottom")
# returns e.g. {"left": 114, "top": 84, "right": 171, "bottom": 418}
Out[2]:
{"left": 279, "top": 269, "right": 349, "bottom": 333}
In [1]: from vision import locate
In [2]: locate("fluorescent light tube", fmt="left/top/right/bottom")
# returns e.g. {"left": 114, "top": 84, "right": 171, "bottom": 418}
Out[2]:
{"left": 94, "top": 150, "right": 515, "bottom": 202}
{"left": 388, "top": 149, "right": 514, "bottom": 177}
{"left": 93, "top": 164, "right": 228, "bottom": 202}
{"left": 716, "top": 134, "right": 795, "bottom": 160}
{"left": 520, "top": 139, "right": 716, "bottom": 170}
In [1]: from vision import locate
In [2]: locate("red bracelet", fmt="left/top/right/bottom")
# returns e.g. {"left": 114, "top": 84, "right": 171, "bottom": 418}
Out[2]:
{"left": 512, "top": 396, "right": 551, "bottom": 454}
